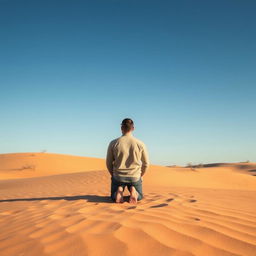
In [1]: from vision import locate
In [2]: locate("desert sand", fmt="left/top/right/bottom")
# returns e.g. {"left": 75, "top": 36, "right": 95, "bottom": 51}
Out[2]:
{"left": 0, "top": 153, "right": 256, "bottom": 256}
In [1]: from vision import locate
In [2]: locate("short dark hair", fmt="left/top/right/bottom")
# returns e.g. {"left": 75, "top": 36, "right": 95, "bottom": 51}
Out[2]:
{"left": 121, "top": 118, "right": 134, "bottom": 132}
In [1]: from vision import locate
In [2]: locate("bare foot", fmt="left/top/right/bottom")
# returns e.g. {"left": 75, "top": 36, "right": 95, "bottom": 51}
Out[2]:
{"left": 115, "top": 186, "right": 124, "bottom": 203}
{"left": 129, "top": 186, "right": 138, "bottom": 204}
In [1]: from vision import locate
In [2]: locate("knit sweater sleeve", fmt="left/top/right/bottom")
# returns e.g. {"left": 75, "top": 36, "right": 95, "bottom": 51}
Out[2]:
{"left": 141, "top": 143, "right": 150, "bottom": 174}
{"left": 106, "top": 141, "right": 114, "bottom": 174}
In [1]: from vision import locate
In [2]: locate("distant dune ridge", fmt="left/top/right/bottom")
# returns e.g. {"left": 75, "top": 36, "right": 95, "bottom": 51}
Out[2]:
{"left": 0, "top": 153, "right": 106, "bottom": 180}
{"left": 0, "top": 153, "right": 256, "bottom": 256}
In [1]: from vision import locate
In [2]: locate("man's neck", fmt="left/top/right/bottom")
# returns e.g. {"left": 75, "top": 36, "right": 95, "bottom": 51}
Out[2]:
{"left": 122, "top": 132, "right": 133, "bottom": 136}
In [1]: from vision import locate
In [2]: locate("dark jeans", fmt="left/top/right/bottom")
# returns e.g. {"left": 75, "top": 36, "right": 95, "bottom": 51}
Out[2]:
{"left": 110, "top": 176, "right": 143, "bottom": 202}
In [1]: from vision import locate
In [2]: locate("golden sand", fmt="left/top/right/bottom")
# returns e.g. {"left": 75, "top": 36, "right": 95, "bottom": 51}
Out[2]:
{"left": 0, "top": 153, "right": 255, "bottom": 256}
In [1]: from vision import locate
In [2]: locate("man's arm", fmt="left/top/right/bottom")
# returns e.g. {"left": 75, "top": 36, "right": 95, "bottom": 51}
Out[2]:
{"left": 106, "top": 142, "right": 114, "bottom": 177}
{"left": 141, "top": 144, "right": 149, "bottom": 177}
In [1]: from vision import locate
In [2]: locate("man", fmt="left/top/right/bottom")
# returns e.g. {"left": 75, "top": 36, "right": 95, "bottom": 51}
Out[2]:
{"left": 106, "top": 118, "right": 149, "bottom": 204}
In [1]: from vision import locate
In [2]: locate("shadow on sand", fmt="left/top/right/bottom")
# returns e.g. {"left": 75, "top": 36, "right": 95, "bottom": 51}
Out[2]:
{"left": 0, "top": 195, "right": 114, "bottom": 203}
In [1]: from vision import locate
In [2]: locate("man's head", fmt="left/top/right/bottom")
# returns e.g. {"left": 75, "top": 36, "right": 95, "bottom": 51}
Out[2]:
{"left": 121, "top": 118, "right": 134, "bottom": 134}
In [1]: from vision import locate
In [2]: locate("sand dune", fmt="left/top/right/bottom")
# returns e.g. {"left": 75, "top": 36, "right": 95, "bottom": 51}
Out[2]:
{"left": 0, "top": 153, "right": 256, "bottom": 256}
{"left": 0, "top": 153, "right": 106, "bottom": 180}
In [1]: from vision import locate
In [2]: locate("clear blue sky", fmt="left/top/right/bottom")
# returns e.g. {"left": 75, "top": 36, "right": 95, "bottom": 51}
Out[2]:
{"left": 0, "top": 0, "right": 255, "bottom": 165}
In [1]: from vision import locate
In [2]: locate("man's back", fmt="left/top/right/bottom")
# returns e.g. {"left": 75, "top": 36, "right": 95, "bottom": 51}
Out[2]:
{"left": 106, "top": 133, "right": 149, "bottom": 183}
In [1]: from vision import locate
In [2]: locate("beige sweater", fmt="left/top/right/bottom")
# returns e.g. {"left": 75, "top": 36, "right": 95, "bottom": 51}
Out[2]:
{"left": 106, "top": 133, "right": 150, "bottom": 182}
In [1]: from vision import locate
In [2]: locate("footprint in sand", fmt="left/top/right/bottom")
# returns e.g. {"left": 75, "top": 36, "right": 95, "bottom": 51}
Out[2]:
{"left": 150, "top": 203, "right": 169, "bottom": 208}
{"left": 189, "top": 199, "right": 197, "bottom": 203}
{"left": 127, "top": 206, "right": 137, "bottom": 210}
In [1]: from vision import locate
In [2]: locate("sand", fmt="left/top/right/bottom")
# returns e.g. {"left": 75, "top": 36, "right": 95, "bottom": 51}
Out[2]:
{"left": 0, "top": 153, "right": 256, "bottom": 256}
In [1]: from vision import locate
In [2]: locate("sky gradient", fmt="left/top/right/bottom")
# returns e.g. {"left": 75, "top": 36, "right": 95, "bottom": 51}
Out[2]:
{"left": 0, "top": 0, "right": 255, "bottom": 165}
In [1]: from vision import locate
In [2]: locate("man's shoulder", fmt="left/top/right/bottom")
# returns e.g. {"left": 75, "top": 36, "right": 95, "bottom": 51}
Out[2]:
{"left": 132, "top": 136, "right": 147, "bottom": 149}
{"left": 109, "top": 135, "right": 147, "bottom": 149}
{"left": 108, "top": 137, "right": 120, "bottom": 146}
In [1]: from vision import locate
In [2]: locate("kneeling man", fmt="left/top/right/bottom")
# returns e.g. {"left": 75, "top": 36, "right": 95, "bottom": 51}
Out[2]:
{"left": 106, "top": 118, "right": 149, "bottom": 204}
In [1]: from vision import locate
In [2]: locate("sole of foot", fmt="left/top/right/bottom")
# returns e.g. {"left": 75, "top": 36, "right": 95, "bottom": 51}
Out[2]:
{"left": 129, "top": 186, "right": 138, "bottom": 204}
{"left": 115, "top": 186, "right": 124, "bottom": 203}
